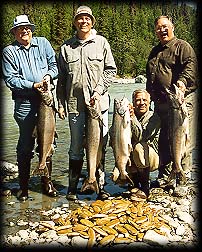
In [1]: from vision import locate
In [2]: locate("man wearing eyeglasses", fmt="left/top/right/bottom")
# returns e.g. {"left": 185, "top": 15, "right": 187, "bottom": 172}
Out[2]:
{"left": 2, "top": 15, "right": 58, "bottom": 201}
{"left": 146, "top": 15, "right": 198, "bottom": 188}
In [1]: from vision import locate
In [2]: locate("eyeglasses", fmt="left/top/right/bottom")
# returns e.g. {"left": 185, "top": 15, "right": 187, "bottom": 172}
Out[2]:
{"left": 16, "top": 26, "right": 31, "bottom": 32}
{"left": 155, "top": 25, "right": 169, "bottom": 32}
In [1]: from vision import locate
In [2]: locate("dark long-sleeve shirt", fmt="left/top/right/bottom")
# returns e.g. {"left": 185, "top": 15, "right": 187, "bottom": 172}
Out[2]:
{"left": 146, "top": 36, "right": 198, "bottom": 103}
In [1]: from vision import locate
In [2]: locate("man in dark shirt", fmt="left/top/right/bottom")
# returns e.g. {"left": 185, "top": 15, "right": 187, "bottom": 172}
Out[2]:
{"left": 146, "top": 15, "right": 198, "bottom": 187}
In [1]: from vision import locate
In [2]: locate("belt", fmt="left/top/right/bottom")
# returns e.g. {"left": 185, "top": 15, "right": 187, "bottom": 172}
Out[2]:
{"left": 12, "top": 92, "right": 39, "bottom": 101}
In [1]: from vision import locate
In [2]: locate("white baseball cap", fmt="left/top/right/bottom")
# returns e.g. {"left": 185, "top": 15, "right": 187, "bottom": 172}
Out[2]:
{"left": 73, "top": 6, "right": 96, "bottom": 25}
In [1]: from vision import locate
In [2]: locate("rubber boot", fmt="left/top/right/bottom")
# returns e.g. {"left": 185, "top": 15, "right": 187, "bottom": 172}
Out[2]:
{"left": 96, "top": 161, "right": 110, "bottom": 200}
{"left": 158, "top": 162, "right": 173, "bottom": 187}
{"left": 17, "top": 159, "right": 30, "bottom": 201}
{"left": 66, "top": 159, "right": 83, "bottom": 201}
{"left": 41, "top": 157, "right": 58, "bottom": 197}
{"left": 127, "top": 160, "right": 139, "bottom": 190}
{"left": 129, "top": 172, "right": 140, "bottom": 189}
{"left": 138, "top": 167, "right": 150, "bottom": 197}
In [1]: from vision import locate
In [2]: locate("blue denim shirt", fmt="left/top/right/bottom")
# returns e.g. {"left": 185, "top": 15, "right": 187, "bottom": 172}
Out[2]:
{"left": 2, "top": 37, "right": 58, "bottom": 98}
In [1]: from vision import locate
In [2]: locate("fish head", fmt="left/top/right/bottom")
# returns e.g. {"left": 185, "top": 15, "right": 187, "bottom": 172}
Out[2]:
{"left": 114, "top": 97, "right": 130, "bottom": 117}
{"left": 87, "top": 98, "right": 102, "bottom": 120}
{"left": 165, "top": 84, "right": 185, "bottom": 108}
{"left": 41, "top": 90, "right": 54, "bottom": 106}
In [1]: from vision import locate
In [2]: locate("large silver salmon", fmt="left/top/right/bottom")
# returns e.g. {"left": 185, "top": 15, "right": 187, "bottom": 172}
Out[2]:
{"left": 109, "top": 97, "right": 133, "bottom": 186}
{"left": 166, "top": 84, "right": 190, "bottom": 186}
{"left": 32, "top": 89, "right": 56, "bottom": 177}
{"left": 81, "top": 99, "right": 103, "bottom": 194}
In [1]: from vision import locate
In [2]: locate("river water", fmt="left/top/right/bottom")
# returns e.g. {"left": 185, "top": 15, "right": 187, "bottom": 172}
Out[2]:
{"left": 2, "top": 79, "right": 155, "bottom": 236}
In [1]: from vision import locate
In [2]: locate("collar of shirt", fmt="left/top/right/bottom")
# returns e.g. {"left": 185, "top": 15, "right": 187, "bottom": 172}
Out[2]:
{"left": 73, "top": 28, "right": 97, "bottom": 45}
{"left": 14, "top": 37, "right": 39, "bottom": 50}
{"left": 158, "top": 36, "right": 177, "bottom": 49}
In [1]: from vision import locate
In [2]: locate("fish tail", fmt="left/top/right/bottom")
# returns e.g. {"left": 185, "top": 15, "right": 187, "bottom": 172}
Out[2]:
{"left": 176, "top": 170, "right": 187, "bottom": 186}
{"left": 126, "top": 173, "right": 134, "bottom": 186}
{"left": 80, "top": 178, "right": 99, "bottom": 194}
{"left": 116, "top": 173, "right": 134, "bottom": 187}
{"left": 111, "top": 167, "right": 134, "bottom": 186}
{"left": 167, "top": 169, "right": 176, "bottom": 182}
{"left": 167, "top": 169, "right": 187, "bottom": 186}
{"left": 32, "top": 164, "right": 49, "bottom": 177}
{"left": 111, "top": 167, "right": 119, "bottom": 182}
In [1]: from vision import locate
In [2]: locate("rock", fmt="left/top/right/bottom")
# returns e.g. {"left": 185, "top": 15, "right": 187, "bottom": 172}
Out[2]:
{"left": 44, "top": 240, "right": 64, "bottom": 247}
{"left": 56, "top": 236, "right": 71, "bottom": 245}
{"left": 127, "top": 242, "right": 151, "bottom": 248}
{"left": 29, "top": 230, "right": 39, "bottom": 240}
{"left": 143, "top": 230, "right": 169, "bottom": 245}
{"left": 0, "top": 160, "right": 18, "bottom": 175}
{"left": 8, "top": 235, "right": 22, "bottom": 245}
{"left": 17, "top": 219, "right": 29, "bottom": 226}
{"left": 167, "top": 234, "right": 182, "bottom": 242}
{"left": 176, "top": 211, "right": 195, "bottom": 225}
{"left": 39, "top": 230, "right": 58, "bottom": 239}
{"left": 176, "top": 224, "right": 186, "bottom": 236}
{"left": 17, "top": 229, "right": 30, "bottom": 240}
{"left": 113, "top": 78, "right": 135, "bottom": 84}
{"left": 175, "top": 204, "right": 190, "bottom": 213}
{"left": 190, "top": 197, "right": 198, "bottom": 214}
{"left": 71, "top": 236, "right": 88, "bottom": 248}
{"left": 134, "top": 75, "right": 147, "bottom": 83}
{"left": 61, "top": 203, "right": 69, "bottom": 208}
{"left": 173, "top": 185, "right": 188, "bottom": 197}
{"left": 9, "top": 221, "right": 15, "bottom": 227}
{"left": 1, "top": 189, "right": 12, "bottom": 196}
{"left": 168, "top": 218, "right": 180, "bottom": 229}
{"left": 51, "top": 213, "right": 61, "bottom": 221}
{"left": 1, "top": 146, "right": 199, "bottom": 249}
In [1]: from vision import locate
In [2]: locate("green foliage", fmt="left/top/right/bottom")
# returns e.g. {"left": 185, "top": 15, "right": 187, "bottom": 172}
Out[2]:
{"left": 1, "top": 1, "right": 198, "bottom": 77}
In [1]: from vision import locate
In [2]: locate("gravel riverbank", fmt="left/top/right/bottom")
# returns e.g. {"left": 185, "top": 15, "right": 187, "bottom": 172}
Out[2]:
{"left": 1, "top": 159, "right": 200, "bottom": 251}
{"left": 1, "top": 80, "right": 200, "bottom": 251}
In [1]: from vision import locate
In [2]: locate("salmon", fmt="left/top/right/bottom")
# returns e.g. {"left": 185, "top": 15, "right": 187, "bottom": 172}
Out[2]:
{"left": 166, "top": 84, "right": 190, "bottom": 186}
{"left": 32, "top": 88, "right": 56, "bottom": 177}
{"left": 109, "top": 97, "right": 133, "bottom": 186}
{"left": 81, "top": 98, "right": 103, "bottom": 194}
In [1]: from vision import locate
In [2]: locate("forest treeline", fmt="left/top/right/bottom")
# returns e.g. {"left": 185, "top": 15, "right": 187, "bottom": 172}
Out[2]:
{"left": 1, "top": 1, "right": 199, "bottom": 77}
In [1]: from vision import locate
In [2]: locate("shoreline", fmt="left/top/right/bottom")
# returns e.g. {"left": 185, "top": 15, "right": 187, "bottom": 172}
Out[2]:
{"left": 1, "top": 80, "right": 199, "bottom": 249}
{"left": 1, "top": 158, "right": 199, "bottom": 250}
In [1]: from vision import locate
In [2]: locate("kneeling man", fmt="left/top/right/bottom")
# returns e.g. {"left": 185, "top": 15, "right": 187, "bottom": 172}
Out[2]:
{"left": 128, "top": 89, "right": 161, "bottom": 196}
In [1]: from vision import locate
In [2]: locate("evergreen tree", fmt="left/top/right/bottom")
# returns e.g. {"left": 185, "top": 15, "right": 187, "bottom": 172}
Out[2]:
{"left": 1, "top": 1, "right": 199, "bottom": 77}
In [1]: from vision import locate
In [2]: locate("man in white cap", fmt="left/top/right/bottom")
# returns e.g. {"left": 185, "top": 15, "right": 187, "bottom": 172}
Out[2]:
{"left": 57, "top": 6, "right": 117, "bottom": 200}
{"left": 2, "top": 15, "right": 58, "bottom": 201}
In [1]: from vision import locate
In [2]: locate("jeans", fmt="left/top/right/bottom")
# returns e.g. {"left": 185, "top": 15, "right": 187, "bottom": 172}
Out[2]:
{"left": 14, "top": 98, "right": 38, "bottom": 162}
{"left": 68, "top": 110, "right": 109, "bottom": 160}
